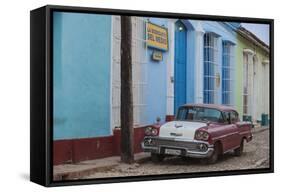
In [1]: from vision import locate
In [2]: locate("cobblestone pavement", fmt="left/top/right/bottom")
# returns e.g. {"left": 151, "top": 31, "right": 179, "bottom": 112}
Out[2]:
{"left": 84, "top": 128, "right": 270, "bottom": 179}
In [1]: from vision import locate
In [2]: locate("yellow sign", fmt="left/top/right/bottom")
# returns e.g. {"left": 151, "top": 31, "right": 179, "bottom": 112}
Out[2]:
{"left": 146, "top": 22, "right": 168, "bottom": 51}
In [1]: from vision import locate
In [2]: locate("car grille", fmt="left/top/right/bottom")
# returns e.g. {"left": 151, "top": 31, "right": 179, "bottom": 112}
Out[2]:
{"left": 153, "top": 138, "right": 199, "bottom": 151}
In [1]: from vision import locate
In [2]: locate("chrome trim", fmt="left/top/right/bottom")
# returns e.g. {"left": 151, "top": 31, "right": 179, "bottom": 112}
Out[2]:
{"left": 142, "top": 136, "right": 214, "bottom": 158}
{"left": 212, "top": 131, "right": 239, "bottom": 140}
{"left": 146, "top": 136, "right": 212, "bottom": 145}
{"left": 239, "top": 130, "right": 251, "bottom": 135}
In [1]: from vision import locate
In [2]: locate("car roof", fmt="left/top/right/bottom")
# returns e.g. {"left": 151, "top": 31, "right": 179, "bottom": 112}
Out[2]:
{"left": 181, "top": 103, "right": 237, "bottom": 112}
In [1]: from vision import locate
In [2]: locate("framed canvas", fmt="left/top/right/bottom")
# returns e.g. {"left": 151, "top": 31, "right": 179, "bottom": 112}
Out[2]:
{"left": 30, "top": 5, "right": 274, "bottom": 187}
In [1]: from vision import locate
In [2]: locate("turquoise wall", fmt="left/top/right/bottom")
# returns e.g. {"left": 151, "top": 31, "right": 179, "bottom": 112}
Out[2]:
{"left": 53, "top": 12, "right": 112, "bottom": 140}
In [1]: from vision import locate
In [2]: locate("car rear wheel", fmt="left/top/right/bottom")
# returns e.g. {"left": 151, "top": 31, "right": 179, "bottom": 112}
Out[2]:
{"left": 234, "top": 139, "right": 244, "bottom": 156}
{"left": 151, "top": 153, "right": 165, "bottom": 163}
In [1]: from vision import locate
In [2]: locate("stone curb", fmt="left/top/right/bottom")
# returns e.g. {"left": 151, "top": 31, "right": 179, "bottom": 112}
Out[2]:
{"left": 53, "top": 154, "right": 151, "bottom": 181}
{"left": 53, "top": 164, "right": 117, "bottom": 181}
{"left": 252, "top": 126, "right": 269, "bottom": 134}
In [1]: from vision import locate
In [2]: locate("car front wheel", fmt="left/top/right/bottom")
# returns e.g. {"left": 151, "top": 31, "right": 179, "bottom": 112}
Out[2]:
{"left": 201, "top": 143, "right": 221, "bottom": 164}
{"left": 234, "top": 139, "right": 244, "bottom": 156}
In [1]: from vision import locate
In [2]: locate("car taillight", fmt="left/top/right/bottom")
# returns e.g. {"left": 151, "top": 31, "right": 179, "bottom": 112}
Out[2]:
{"left": 195, "top": 130, "right": 209, "bottom": 141}
{"left": 144, "top": 126, "right": 158, "bottom": 136}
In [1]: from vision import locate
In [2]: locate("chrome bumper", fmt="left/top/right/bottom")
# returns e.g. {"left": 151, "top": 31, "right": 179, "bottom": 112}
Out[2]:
{"left": 141, "top": 136, "right": 214, "bottom": 158}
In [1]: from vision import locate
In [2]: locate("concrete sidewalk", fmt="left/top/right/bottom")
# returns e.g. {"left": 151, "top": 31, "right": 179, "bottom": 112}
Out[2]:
{"left": 53, "top": 152, "right": 150, "bottom": 181}
{"left": 252, "top": 125, "right": 269, "bottom": 134}
{"left": 53, "top": 125, "right": 269, "bottom": 181}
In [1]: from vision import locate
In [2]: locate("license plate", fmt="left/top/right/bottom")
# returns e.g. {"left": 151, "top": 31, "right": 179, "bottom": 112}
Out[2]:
{"left": 165, "top": 148, "right": 181, "bottom": 155}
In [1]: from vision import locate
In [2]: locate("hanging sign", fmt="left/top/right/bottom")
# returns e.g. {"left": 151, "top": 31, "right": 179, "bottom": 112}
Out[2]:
{"left": 146, "top": 22, "right": 169, "bottom": 51}
{"left": 152, "top": 51, "right": 163, "bottom": 61}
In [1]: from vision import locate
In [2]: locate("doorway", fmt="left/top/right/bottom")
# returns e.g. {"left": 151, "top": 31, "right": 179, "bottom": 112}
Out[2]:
{"left": 174, "top": 20, "right": 187, "bottom": 113}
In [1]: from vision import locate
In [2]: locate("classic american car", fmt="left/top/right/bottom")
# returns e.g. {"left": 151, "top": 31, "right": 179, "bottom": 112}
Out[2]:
{"left": 142, "top": 104, "right": 253, "bottom": 164}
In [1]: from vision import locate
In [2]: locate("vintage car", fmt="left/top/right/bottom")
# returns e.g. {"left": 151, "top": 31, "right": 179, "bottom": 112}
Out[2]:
{"left": 142, "top": 104, "right": 253, "bottom": 164}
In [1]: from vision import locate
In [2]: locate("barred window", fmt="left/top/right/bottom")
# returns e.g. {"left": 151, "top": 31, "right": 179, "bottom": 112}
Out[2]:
{"left": 112, "top": 16, "right": 148, "bottom": 128}
{"left": 243, "top": 53, "right": 250, "bottom": 115}
{"left": 203, "top": 33, "right": 219, "bottom": 104}
{"left": 222, "top": 41, "right": 234, "bottom": 105}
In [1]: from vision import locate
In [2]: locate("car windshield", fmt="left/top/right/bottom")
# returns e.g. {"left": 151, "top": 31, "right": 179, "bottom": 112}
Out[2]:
{"left": 176, "top": 106, "right": 224, "bottom": 123}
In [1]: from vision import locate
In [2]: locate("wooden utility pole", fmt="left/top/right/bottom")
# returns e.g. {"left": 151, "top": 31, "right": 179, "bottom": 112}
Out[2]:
{"left": 120, "top": 16, "right": 134, "bottom": 163}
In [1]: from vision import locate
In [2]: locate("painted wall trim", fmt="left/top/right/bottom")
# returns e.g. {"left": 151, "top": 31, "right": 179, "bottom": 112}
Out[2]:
{"left": 166, "top": 19, "right": 175, "bottom": 115}
{"left": 194, "top": 21, "right": 205, "bottom": 104}
{"left": 110, "top": 16, "right": 114, "bottom": 135}
{"left": 262, "top": 59, "right": 270, "bottom": 64}
{"left": 243, "top": 48, "right": 255, "bottom": 55}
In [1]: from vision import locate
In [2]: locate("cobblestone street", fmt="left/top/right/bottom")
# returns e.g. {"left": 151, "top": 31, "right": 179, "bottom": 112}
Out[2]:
{"left": 84, "top": 128, "right": 270, "bottom": 179}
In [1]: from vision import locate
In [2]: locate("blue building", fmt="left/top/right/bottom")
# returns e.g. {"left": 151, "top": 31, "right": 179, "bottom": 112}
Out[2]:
{"left": 173, "top": 20, "right": 238, "bottom": 108}
{"left": 115, "top": 18, "right": 239, "bottom": 127}
{"left": 53, "top": 12, "right": 114, "bottom": 164}
{"left": 53, "top": 12, "right": 112, "bottom": 140}
{"left": 52, "top": 13, "right": 239, "bottom": 164}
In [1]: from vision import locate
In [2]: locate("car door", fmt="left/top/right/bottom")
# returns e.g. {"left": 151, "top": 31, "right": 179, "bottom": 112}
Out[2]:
{"left": 230, "top": 111, "right": 241, "bottom": 148}
{"left": 220, "top": 111, "right": 239, "bottom": 151}
{"left": 220, "top": 111, "right": 235, "bottom": 151}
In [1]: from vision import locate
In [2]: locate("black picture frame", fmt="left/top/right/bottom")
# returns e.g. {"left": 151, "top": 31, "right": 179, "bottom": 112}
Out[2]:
{"left": 30, "top": 4, "right": 274, "bottom": 187}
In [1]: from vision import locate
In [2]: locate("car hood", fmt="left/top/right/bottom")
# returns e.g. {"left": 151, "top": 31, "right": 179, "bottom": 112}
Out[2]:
{"left": 159, "top": 121, "right": 207, "bottom": 140}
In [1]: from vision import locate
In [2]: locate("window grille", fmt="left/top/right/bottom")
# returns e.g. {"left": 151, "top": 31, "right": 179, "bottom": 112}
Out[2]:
{"left": 203, "top": 33, "right": 219, "bottom": 104}
{"left": 131, "top": 17, "right": 148, "bottom": 126}
{"left": 112, "top": 16, "right": 148, "bottom": 128}
{"left": 243, "top": 53, "right": 251, "bottom": 115}
{"left": 262, "top": 62, "right": 269, "bottom": 115}
{"left": 112, "top": 16, "right": 121, "bottom": 129}
{"left": 222, "top": 41, "right": 234, "bottom": 106}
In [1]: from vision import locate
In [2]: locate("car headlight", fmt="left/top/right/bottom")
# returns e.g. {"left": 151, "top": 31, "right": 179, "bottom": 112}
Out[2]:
{"left": 195, "top": 130, "right": 209, "bottom": 141}
{"left": 145, "top": 126, "right": 158, "bottom": 136}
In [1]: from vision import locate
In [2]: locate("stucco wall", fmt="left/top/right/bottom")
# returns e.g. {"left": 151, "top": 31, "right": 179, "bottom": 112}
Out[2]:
{"left": 203, "top": 21, "right": 237, "bottom": 105}
{"left": 145, "top": 18, "right": 168, "bottom": 124}
{"left": 236, "top": 34, "right": 270, "bottom": 120}
{"left": 235, "top": 35, "right": 245, "bottom": 116}
{"left": 183, "top": 20, "right": 237, "bottom": 106}
{"left": 53, "top": 12, "right": 112, "bottom": 140}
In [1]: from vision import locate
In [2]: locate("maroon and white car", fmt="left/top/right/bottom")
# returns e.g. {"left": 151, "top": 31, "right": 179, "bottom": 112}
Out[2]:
{"left": 142, "top": 104, "right": 253, "bottom": 164}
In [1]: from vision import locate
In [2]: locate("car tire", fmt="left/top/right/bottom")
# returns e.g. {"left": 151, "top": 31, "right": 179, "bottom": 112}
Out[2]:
{"left": 151, "top": 153, "right": 164, "bottom": 163}
{"left": 181, "top": 156, "right": 189, "bottom": 161}
{"left": 234, "top": 139, "right": 244, "bottom": 156}
{"left": 201, "top": 143, "right": 220, "bottom": 164}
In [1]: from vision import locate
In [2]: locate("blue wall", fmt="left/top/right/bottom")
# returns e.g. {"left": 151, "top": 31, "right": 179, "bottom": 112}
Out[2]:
{"left": 145, "top": 18, "right": 168, "bottom": 124}
{"left": 183, "top": 21, "right": 196, "bottom": 104}
{"left": 144, "top": 19, "right": 237, "bottom": 121}
{"left": 53, "top": 12, "right": 112, "bottom": 140}
{"left": 183, "top": 20, "right": 237, "bottom": 105}
{"left": 201, "top": 21, "right": 237, "bottom": 104}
